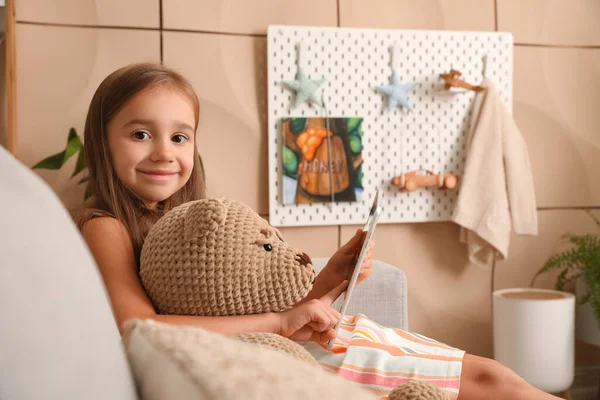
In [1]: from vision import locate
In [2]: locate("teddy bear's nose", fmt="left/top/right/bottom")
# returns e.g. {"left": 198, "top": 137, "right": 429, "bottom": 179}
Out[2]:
{"left": 296, "top": 252, "right": 312, "bottom": 267}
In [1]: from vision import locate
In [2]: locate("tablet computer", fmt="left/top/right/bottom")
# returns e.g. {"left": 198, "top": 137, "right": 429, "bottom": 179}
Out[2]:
{"left": 327, "top": 188, "right": 382, "bottom": 349}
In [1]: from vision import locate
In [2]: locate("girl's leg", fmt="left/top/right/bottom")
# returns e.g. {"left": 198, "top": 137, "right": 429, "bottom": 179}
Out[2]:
{"left": 457, "top": 354, "right": 562, "bottom": 400}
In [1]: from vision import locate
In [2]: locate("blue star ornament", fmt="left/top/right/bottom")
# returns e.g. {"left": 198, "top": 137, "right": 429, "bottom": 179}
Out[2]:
{"left": 282, "top": 68, "right": 326, "bottom": 109}
{"left": 377, "top": 71, "right": 417, "bottom": 112}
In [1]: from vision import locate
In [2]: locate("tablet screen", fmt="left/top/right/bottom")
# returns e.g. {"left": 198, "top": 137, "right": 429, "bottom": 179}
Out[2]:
{"left": 327, "top": 189, "right": 381, "bottom": 348}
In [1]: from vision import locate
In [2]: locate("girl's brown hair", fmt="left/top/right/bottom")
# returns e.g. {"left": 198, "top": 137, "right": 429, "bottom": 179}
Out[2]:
{"left": 73, "top": 62, "right": 205, "bottom": 265}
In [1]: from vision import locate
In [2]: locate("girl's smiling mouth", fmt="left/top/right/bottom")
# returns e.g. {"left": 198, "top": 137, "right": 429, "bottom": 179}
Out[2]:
{"left": 139, "top": 170, "right": 179, "bottom": 179}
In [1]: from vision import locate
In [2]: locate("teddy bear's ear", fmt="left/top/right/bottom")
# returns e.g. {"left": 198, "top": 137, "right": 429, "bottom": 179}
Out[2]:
{"left": 273, "top": 227, "right": 284, "bottom": 242}
{"left": 183, "top": 198, "right": 228, "bottom": 241}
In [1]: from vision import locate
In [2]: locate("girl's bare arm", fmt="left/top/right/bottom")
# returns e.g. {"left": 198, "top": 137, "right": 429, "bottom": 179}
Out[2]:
{"left": 82, "top": 217, "right": 281, "bottom": 335}
{"left": 82, "top": 217, "right": 342, "bottom": 342}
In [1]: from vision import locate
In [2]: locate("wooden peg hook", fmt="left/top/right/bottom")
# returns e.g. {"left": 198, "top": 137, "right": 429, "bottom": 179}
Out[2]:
{"left": 391, "top": 170, "right": 459, "bottom": 192}
{"left": 439, "top": 69, "right": 484, "bottom": 93}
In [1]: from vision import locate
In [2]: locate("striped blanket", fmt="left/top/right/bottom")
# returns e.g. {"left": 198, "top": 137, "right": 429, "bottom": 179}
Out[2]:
{"left": 301, "top": 314, "right": 465, "bottom": 399}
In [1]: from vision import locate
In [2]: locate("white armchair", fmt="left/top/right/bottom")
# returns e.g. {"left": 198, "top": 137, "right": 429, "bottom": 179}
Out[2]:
{"left": 312, "top": 258, "right": 409, "bottom": 330}
{"left": 0, "top": 145, "right": 410, "bottom": 400}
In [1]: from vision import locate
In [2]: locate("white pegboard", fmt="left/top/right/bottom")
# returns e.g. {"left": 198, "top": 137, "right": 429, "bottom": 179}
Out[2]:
{"left": 268, "top": 25, "right": 513, "bottom": 227}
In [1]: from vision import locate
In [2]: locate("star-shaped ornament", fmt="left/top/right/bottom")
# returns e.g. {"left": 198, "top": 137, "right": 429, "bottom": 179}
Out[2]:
{"left": 376, "top": 71, "right": 417, "bottom": 112}
{"left": 282, "top": 68, "right": 326, "bottom": 109}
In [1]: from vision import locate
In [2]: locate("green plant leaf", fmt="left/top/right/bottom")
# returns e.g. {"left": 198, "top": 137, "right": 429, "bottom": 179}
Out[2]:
{"left": 530, "top": 247, "right": 587, "bottom": 286}
{"left": 556, "top": 269, "right": 581, "bottom": 291}
{"left": 531, "top": 221, "right": 600, "bottom": 328}
{"left": 78, "top": 176, "right": 89, "bottom": 185}
{"left": 32, "top": 127, "right": 82, "bottom": 170}
{"left": 198, "top": 153, "right": 206, "bottom": 185}
{"left": 589, "top": 285, "right": 600, "bottom": 329}
{"left": 32, "top": 151, "right": 67, "bottom": 170}
{"left": 84, "top": 184, "right": 92, "bottom": 200}
{"left": 585, "top": 209, "right": 600, "bottom": 230}
{"left": 579, "top": 292, "right": 590, "bottom": 306}
{"left": 71, "top": 148, "right": 86, "bottom": 178}
{"left": 64, "top": 128, "right": 82, "bottom": 160}
{"left": 566, "top": 234, "right": 600, "bottom": 250}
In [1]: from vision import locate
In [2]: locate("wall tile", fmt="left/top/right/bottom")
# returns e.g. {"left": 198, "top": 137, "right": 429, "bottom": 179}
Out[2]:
{"left": 498, "top": 0, "right": 600, "bottom": 46}
{"left": 162, "top": 0, "right": 337, "bottom": 35}
{"left": 279, "top": 225, "right": 339, "bottom": 259}
{"left": 339, "top": 0, "right": 494, "bottom": 31}
{"left": 17, "top": 24, "right": 160, "bottom": 207}
{"left": 495, "top": 210, "right": 600, "bottom": 290}
{"left": 16, "top": 0, "right": 159, "bottom": 28}
{"left": 342, "top": 222, "right": 494, "bottom": 358}
{"left": 514, "top": 46, "right": 600, "bottom": 208}
{"left": 163, "top": 31, "right": 269, "bottom": 214}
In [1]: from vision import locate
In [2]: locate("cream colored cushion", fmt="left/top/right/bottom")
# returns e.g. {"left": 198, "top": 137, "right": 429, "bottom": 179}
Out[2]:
{"left": 0, "top": 146, "right": 137, "bottom": 400}
{"left": 122, "top": 319, "right": 373, "bottom": 400}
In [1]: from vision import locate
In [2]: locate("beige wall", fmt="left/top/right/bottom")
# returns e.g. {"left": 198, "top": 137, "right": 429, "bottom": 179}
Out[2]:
{"left": 13, "top": 0, "right": 600, "bottom": 363}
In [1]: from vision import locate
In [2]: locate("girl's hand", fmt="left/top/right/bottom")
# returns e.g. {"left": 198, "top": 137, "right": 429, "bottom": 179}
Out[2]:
{"left": 324, "top": 229, "right": 375, "bottom": 287}
{"left": 277, "top": 281, "right": 348, "bottom": 342}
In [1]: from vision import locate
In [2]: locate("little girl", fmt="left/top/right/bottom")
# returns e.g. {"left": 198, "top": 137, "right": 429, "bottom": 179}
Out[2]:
{"left": 76, "top": 62, "right": 560, "bottom": 400}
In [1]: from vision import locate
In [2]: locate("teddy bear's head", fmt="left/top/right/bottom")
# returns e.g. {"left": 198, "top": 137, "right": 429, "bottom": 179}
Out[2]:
{"left": 139, "top": 198, "right": 315, "bottom": 316}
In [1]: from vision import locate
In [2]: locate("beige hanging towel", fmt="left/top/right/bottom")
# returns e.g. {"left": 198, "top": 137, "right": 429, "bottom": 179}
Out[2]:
{"left": 451, "top": 78, "right": 538, "bottom": 266}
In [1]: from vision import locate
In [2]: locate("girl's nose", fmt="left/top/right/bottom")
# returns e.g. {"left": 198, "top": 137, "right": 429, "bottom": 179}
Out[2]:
{"left": 150, "top": 140, "right": 175, "bottom": 162}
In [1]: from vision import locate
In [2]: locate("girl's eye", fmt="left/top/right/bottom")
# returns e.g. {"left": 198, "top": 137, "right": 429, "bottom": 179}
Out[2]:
{"left": 263, "top": 244, "right": 273, "bottom": 252}
{"left": 133, "top": 131, "right": 150, "bottom": 140}
{"left": 172, "top": 134, "right": 188, "bottom": 144}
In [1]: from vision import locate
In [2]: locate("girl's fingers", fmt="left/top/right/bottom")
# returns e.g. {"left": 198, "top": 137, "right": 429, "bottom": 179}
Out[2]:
{"left": 321, "top": 329, "right": 337, "bottom": 342}
{"left": 291, "top": 326, "right": 312, "bottom": 341}
{"left": 331, "top": 306, "right": 341, "bottom": 320}
{"left": 308, "top": 321, "right": 324, "bottom": 331}
{"left": 305, "top": 300, "right": 342, "bottom": 333}
{"left": 307, "top": 312, "right": 336, "bottom": 332}
{"left": 320, "top": 280, "right": 349, "bottom": 305}
{"left": 311, "top": 328, "right": 337, "bottom": 343}
{"left": 320, "top": 303, "right": 341, "bottom": 331}
{"left": 339, "top": 229, "right": 365, "bottom": 253}
{"left": 301, "top": 297, "right": 345, "bottom": 343}
{"left": 324, "top": 307, "right": 340, "bottom": 330}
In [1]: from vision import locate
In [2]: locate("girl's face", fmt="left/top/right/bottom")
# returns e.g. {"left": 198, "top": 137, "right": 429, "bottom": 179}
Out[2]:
{"left": 107, "top": 87, "right": 196, "bottom": 207}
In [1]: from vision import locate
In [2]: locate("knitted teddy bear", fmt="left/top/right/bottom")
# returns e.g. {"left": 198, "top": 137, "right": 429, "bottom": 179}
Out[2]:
{"left": 139, "top": 198, "right": 448, "bottom": 400}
